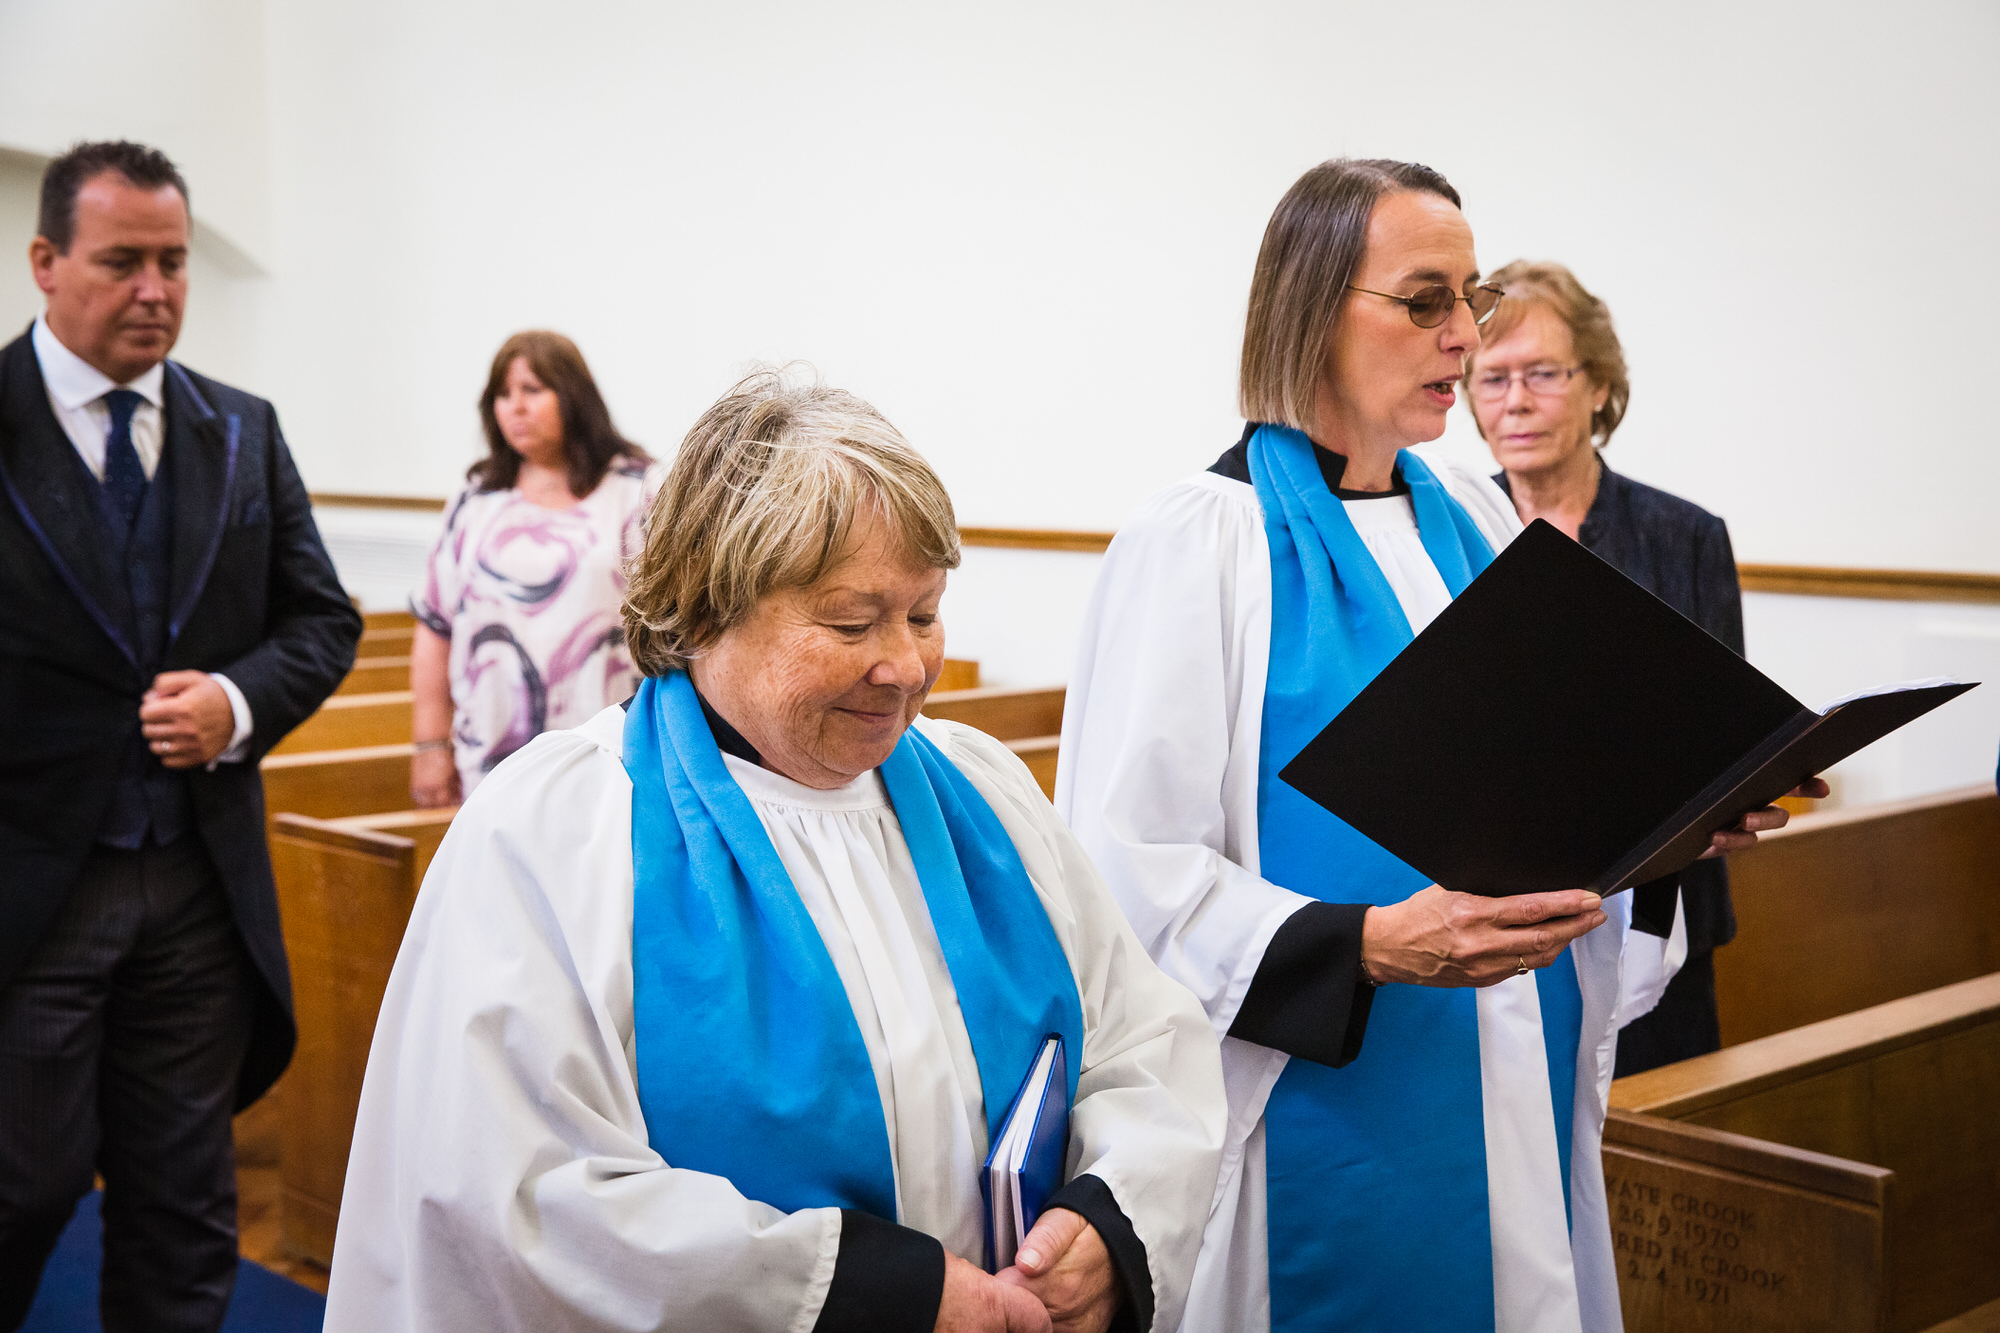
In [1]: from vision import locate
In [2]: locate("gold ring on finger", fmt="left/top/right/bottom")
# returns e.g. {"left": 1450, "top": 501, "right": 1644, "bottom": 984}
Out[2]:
{"left": 1516, "top": 957, "right": 1529, "bottom": 976}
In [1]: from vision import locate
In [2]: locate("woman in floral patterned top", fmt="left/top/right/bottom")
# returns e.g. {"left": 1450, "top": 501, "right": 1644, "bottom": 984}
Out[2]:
{"left": 409, "top": 331, "right": 663, "bottom": 805}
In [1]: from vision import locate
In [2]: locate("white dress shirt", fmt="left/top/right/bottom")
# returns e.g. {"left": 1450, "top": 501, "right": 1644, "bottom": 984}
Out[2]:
{"left": 32, "top": 314, "right": 166, "bottom": 480}
{"left": 32, "top": 315, "right": 254, "bottom": 763}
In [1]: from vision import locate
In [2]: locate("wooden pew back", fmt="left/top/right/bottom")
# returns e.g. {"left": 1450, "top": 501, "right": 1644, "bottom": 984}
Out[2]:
{"left": 921, "top": 685, "right": 1063, "bottom": 741}
{"left": 359, "top": 625, "right": 414, "bottom": 654}
{"left": 935, "top": 659, "right": 979, "bottom": 692}
{"left": 268, "top": 806, "right": 456, "bottom": 1262}
{"left": 335, "top": 655, "right": 410, "bottom": 696}
{"left": 270, "top": 691, "right": 412, "bottom": 755}
{"left": 1719, "top": 785, "right": 2000, "bottom": 1045}
{"left": 1602, "top": 1108, "right": 1889, "bottom": 1331}
{"left": 921, "top": 686, "right": 1065, "bottom": 799}
{"left": 1609, "top": 974, "right": 2000, "bottom": 1331}
{"left": 260, "top": 743, "right": 413, "bottom": 821}
{"left": 330, "top": 807, "right": 456, "bottom": 885}
{"left": 267, "top": 815, "right": 421, "bottom": 1261}
{"left": 1006, "top": 738, "right": 1058, "bottom": 799}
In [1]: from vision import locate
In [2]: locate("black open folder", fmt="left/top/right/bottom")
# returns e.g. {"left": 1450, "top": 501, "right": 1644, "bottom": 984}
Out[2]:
{"left": 1279, "top": 520, "right": 1975, "bottom": 899}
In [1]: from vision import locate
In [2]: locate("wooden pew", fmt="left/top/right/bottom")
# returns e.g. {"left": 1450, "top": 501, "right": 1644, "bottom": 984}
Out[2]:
{"left": 332, "top": 807, "right": 456, "bottom": 882}
{"left": 1605, "top": 973, "right": 2000, "bottom": 1332}
{"left": 921, "top": 685, "right": 1064, "bottom": 798}
{"left": 936, "top": 658, "right": 979, "bottom": 692}
{"left": 1925, "top": 1298, "right": 2000, "bottom": 1332}
{"left": 334, "top": 655, "right": 409, "bottom": 696}
{"left": 260, "top": 743, "right": 413, "bottom": 822}
{"left": 361, "top": 609, "right": 414, "bottom": 631}
{"left": 922, "top": 685, "right": 1063, "bottom": 738}
{"left": 1006, "top": 738, "right": 1058, "bottom": 799}
{"left": 1718, "top": 785, "right": 2000, "bottom": 1045}
{"left": 270, "top": 691, "right": 412, "bottom": 755}
{"left": 359, "top": 624, "right": 414, "bottom": 654}
{"left": 269, "top": 807, "right": 456, "bottom": 1262}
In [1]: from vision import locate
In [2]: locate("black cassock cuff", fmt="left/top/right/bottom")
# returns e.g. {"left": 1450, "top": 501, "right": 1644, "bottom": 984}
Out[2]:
{"left": 1043, "top": 1173, "right": 1152, "bottom": 1333}
{"left": 1629, "top": 874, "right": 1681, "bottom": 939}
{"left": 1228, "top": 900, "right": 1376, "bottom": 1067}
{"left": 814, "top": 1209, "right": 944, "bottom": 1333}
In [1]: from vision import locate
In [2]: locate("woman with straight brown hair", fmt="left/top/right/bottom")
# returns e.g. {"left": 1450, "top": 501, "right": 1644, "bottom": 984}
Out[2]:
{"left": 1058, "top": 159, "right": 1812, "bottom": 1332}
{"left": 408, "top": 331, "right": 662, "bottom": 805}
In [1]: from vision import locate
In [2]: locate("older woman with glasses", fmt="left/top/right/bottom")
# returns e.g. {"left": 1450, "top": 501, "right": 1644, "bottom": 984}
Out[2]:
{"left": 325, "top": 372, "right": 1226, "bottom": 1333}
{"left": 1058, "top": 160, "right": 1808, "bottom": 1333}
{"left": 1467, "top": 259, "right": 1757, "bottom": 1077}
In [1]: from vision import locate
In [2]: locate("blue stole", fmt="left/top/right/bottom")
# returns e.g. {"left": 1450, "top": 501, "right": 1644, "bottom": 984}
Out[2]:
{"left": 1246, "top": 425, "right": 1584, "bottom": 1332}
{"left": 623, "top": 671, "right": 1084, "bottom": 1219}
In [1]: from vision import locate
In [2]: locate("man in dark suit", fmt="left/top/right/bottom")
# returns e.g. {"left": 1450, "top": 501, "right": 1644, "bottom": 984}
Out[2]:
{"left": 0, "top": 141, "right": 362, "bottom": 1330}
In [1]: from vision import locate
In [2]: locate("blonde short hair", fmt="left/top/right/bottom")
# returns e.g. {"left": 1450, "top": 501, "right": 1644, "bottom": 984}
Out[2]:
{"left": 1472, "top": 260, "right": 1630, "bottom": 447}
{"left": 1240, "top": 158, "right": 1464, "bottom": 428}
{"left": 623, "top": 369, "right": 960, "bottom": 675}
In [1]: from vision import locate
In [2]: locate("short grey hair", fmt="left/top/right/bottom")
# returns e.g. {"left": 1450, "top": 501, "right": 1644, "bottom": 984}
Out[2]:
{"left": 623, "top": 368, "right": 961, "bottom": 675}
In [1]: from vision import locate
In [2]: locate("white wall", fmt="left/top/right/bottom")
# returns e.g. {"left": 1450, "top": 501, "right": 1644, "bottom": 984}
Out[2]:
{"left": 5, "top": 0, "right": 1991, "bottom": 569}
{"left": 1743, "top": 593, "right": 2000, "bottom": 804}
{"left": 0, "top": 152, "right": 45, "bottom": 336}
{"left": 0, "top": 0, "right": 272, "bottom": 269}
{"left": 9, "top": 0, "right": 2000, "bottom": 797}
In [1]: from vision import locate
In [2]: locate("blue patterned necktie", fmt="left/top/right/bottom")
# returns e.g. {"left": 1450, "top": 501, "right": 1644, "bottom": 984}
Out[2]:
{"left": 101, "top": 388, "right": 147, "bottom": 531}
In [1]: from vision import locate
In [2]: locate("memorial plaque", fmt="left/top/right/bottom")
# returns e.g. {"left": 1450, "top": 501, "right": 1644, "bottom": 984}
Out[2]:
{"left": 1604, "top": 1112, "right": 1889, "bottom": 1332}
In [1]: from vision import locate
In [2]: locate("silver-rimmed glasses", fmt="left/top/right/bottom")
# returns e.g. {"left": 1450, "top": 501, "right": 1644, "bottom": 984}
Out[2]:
{"left": 1468, "top": 364, "right": 1585, "bottom": 401}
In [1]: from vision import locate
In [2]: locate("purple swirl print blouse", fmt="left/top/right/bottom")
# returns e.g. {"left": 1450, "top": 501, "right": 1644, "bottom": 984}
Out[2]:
{"left": 411, "top": 460, "right": 664, "bottom": 794}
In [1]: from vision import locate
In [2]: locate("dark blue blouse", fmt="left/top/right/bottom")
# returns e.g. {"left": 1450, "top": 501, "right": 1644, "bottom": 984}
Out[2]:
{"left": 1497, "top": 459, "right": 1744, "bottom": 954}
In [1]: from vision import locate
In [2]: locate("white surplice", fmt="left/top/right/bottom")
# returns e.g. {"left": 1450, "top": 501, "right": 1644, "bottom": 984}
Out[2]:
{"left": 324, "top": 707, "right": 1225, "bottom": 1333}
{"left": 724, "top": 754, "right": 991, "bottom": 1260}
{"left": 1055, "top": 451, "right": 1683, "bottom": 1333}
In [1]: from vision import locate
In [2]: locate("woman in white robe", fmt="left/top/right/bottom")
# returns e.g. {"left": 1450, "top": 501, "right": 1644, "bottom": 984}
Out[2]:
{"left": 325, "top": 371, "right": 1226, "bottom": 1333}
{"left": 1057, "top": 160, "right": 1805, "bottom": 1333}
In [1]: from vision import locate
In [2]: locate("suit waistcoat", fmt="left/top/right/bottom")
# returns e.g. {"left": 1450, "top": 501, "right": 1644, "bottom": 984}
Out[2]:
{"left": 93, "top": 441, "right": 193, "bottom": 848}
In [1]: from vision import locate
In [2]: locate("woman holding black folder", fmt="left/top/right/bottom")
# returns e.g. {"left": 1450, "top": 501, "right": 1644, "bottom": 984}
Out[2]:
{"left": 1467, "top": 259, "right": 1749, "bottom": 1076}
{"left": 1058, "top": 159, "right": 1810, "bottom": 1333}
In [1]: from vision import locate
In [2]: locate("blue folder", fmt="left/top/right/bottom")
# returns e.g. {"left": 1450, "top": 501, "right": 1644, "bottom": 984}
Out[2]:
{"left": 981, "top": 1033, "right": 1069, "bottom": 1272}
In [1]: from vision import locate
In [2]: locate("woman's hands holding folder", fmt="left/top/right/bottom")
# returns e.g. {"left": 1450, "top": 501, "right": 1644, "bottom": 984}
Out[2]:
{"left": 1697, "top": 780, "right": 1831, "bottom": 857}
{"left": 995, "top": 1207, "right": 1118, "bottom": 1333}
{"left": 1361, "top": 887, "right": 1607, "bottom": 987}
{"left": 1357, "top": 776, "right": 1830, "bottom": 986}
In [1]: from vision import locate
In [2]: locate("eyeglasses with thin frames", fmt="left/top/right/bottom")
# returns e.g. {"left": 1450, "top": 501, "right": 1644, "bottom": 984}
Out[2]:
{"left": 1468, "top": 364, "right": 1585, "bottom": 402}
{"left": 1346, "top": 282, "right": 1505, "bottom": 329}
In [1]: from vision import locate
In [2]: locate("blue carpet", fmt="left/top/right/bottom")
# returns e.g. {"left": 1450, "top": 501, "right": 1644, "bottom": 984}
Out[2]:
{"left": 20, "top": 1192, "right": 325, "bottom": 1332}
